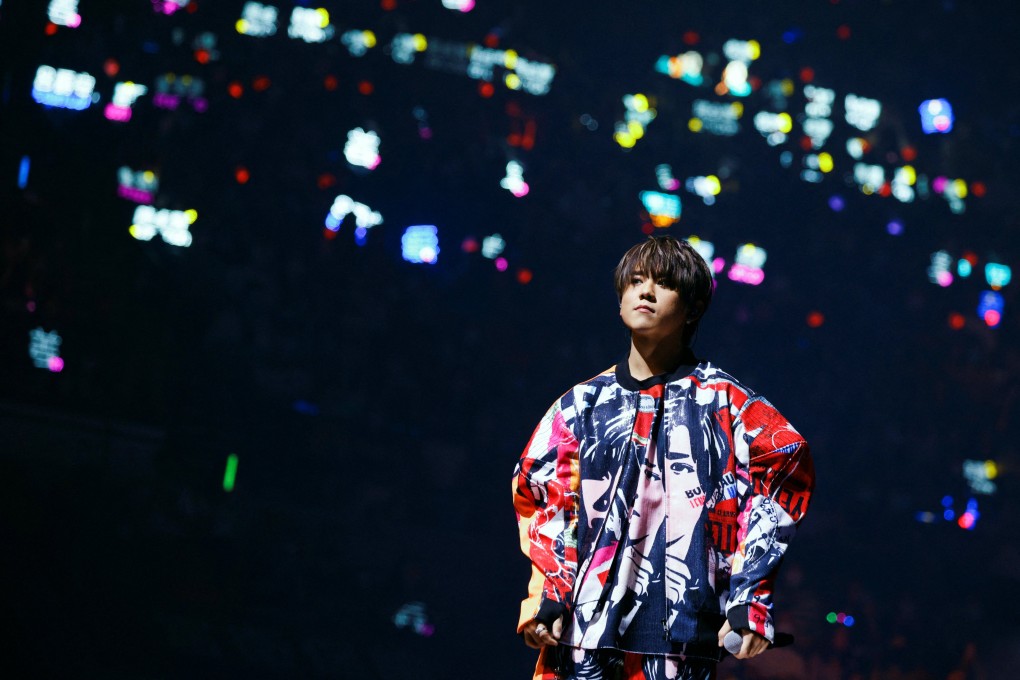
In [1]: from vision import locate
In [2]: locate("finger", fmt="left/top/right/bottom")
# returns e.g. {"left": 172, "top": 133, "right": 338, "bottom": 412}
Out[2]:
{"left": 717, "top": 620, "right": 732, "bottom": 646}
{"left": 552, "top": 616, "right": 563, "bottom": 639}
{"left": 539, "top": 631, "right": 558, "bottom": 646}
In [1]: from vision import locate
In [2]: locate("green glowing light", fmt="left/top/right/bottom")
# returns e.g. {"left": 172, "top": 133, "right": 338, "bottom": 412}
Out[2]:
{"left": 826, "top": 612, "right": 838, "bottom": 624}
{"left": 223, "top": 453, "right": 238, "bottom": 492}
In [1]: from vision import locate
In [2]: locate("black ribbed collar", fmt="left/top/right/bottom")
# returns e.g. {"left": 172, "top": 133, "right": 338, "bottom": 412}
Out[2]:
{"left": 615, "top": 348, "right": 700, "bottom": 391}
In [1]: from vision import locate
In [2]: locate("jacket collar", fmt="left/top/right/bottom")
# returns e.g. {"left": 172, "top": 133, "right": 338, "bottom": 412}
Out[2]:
{"left": 615, "top": 348, "right": 699, "bottom": 392}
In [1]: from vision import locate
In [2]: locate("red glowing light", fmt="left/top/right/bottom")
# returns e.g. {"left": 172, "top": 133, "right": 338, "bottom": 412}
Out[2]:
{"left": 878, "top": 182, "right": 892, "bottom": 197}
{"left": 807, "top": 311, "right": 825, "bottom": 328}
{"left": 381, "top": 0, "right": 396, "bottom": 9}
{"left": 187, "top": 1, "right": 198, "bottom": 12}
{"left": 461, "top": 237, "right": 480, "bottom": 253}
{"left": 252, "top": 76, "right": 271, "bottom": 92}
{"left": 517, "top": 269, "right": 533, "bottom": 285}
{"left": 641, "top": 223, "right": 655, "bottom": 235}
{"left": 749, "top": 76, "right": 762, "bottom": 91}
{"left": 799, "top": 67, "right": 815, "bottom": 83}
{"left": 683, "top": 31, "right": 700, "bottom": 46}
{"left": 983, "top": 310, "right": 1002, "bottom": 327}
{"left": 479, "top": 82, "right": 495, "bottom": 98}
{"left": 358, "top": 80, "right": 374, "bottom": 95}
{"left": 901, "top": 146, "right": 917, "bottom": 162}
{"left": 195, "top": 49, "right": 210, "bottom": 64}
{"left": 323, "top": 227, "right": 338, "bottom": 240}
{"left": 104, "top": 59, "right": 120, "bottom": 77}
{"left": 971, "top": 181, "right": 986, "bottom": 197}
{"left": 484, "top": 34, "right": 499, "bottom": 48}
{"left": 324, "top": 75, "right": 338, "bottom": 91}
{"left": 317, "top": 173, "right": 336, "bottom": 190}
{"left": 962, "top": 251, "right": 978, "bottom": 265}
{"left": 45, "top": 22, "right": 58, "bottom": 36}
{"left": 957, "top": 513, "right": 975, "bottom": 529}
{"left": 800, "top": 136, "right": 814, "bottom": 151}
{"left": 235, "top": 166, "right": 250, "bottom": 184}
{"left": 948, "top": 313, "right": 965, "bottom": 330}
{"left": 836, "top": 24, "right": 851, "bottom": 40}
{"left": 228, "top": 82, "right": 243, "bottom": 98}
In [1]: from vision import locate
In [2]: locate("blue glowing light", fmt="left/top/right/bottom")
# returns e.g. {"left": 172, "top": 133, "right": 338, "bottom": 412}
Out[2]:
{"left": 977, "top": 290, "right": 1004, "bottom": 328}
{"left": 18, "top": 156, "right": 30, "bottom": 189}
{"left": 957, "top": 259, "right": 972, "bottom": 278}
{"left": 941, "top": 495, "right": 953, "bottom": 507}
{"left": 919, "top": 99, "right": 953, "bottom": 134}
{"left": 887, "top": 220, "right": 904, "bottom": 236}
{"left": 985, "top": 263, "right": 1011, "bottom": 289}
{"left": 943, "top": 509, "right": 955, "bottom": 521}
{"left": 401, "top": 225, "right": 439, "bottom": 264}
{"left": 844, "top": 615, "right": 855, "bottom": 627}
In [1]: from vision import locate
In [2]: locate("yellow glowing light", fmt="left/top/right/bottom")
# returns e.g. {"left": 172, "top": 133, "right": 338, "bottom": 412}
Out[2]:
{"left": 777, "top": 112, "right": 793, "bottom": 133}
{"left": 688, "top": 118, "right": 703, "bottom": 133}
{"left": 714, "top": 81, "right": 728, "bottom": 96}
{"left": 628, "top": 120, "right": 645, "bottom": 139}
{"left": 747, "top": 40, "right": 761, "bottom": 60}
{"left": 363, "top": 31, "right": 377, "bottom": 48}
{"left": 818, "top": 153, "right": 834, "bottom": 173}
{"left": 413, "top": 34, "right": 427, "bottom": 51}
{"left": 952, "top": 179, "right": 968, "bottom": 198}
{"left": 184, "top": 209, "right": 198, "bottom": 224}
{"left": 614, "top": 131, "right": 636, "bottom": 148}
{"left": 706, "top": 175, "right": 722, "bottom": 195}
{"left": 142, "top": 171, "right": 155, "bottom": 183}
{"left": 504, "top": 49, "right": 518, "bottom": 69}
{"left": 731, "top": 102, "right": 744, "bottom": 118}
{"left": 901, "top": 165, "right": 917, "bottom": 185}
{"left": 862, "top": 185, "right": 874, "bottom": 196}
{"left": 505, "top": 73, "right": 522, "bottom": 90}
{"left": 632, "top": 93, "right": 649, "bottom": 113}
{"left": 316, "top": 8, "right": 330, "bottom": 28}
{"left": 781, "top": 79, "right": 794, "bottom": 96}
{"left": 235, "top": 19, "right": 249, "bottom": 34}
{"left": 985, "top": 460, "right": 998, "bottom": 479}
{"left": 129, "top": 225, "right": 142, "bottom": 239}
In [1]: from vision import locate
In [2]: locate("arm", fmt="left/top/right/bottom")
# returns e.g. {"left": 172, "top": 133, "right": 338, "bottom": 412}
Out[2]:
{"left": 726, "top": 395, "right": 815, "bottom": 643}
{"left": 512, "top": 399, "right": 580, "bottom": 641}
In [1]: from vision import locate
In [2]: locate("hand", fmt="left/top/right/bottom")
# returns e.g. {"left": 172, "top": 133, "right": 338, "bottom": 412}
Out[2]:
{"left": 522, "top": 616, "right": 563, "bottom": 649}
{"left": 717, "top": 619, "right": 769, "bottom": 659}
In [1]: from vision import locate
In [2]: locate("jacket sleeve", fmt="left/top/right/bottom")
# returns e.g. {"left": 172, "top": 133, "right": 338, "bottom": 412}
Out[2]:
{"left": 725, "top": 394, "right": 815, "bottom": 642}
{"left": 512, "top": 398, "right": 581, "bottom": 633}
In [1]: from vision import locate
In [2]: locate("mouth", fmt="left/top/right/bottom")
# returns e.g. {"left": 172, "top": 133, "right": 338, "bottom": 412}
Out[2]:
{"left": 634, "top": 305, "right": 654, "bottom": 313}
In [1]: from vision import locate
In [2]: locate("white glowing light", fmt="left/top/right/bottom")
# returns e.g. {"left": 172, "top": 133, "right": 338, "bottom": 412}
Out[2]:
{"left": 481, "top": 234, "right": 506, "bottom": 259}
{"left": 729, "top": 244, "right": 767, "bottom": 285}
{"left": 927, "top": 250, "right": 953, "bottom": 287}
{"left": 691, "top": 100, "right": 740, "bottom": 136}
{"left": 656, "top": 164, "right": 680, "bottom": 191}
{"left": 722, "top": 39, "right": 761, "bottom": 63}
{"left": 152, "top": 73, "right": 206, "bottom": 112}
{"left": 655, "top": 52, "right": 704, "bottom": 86}
{"left": 442, "top": 0, "right": 475, "bottom": 11}
{"left": 846, "top": 137, "right": 866, "bottom": 159}
{"left": 153, "top": 0, "right": 189, "bottom": 15}
{"left": 722, "top": 61, "right": 751, "bottom": 97}
{"left": 803, "top": 85, "right": 835, "bottom": 148}
{"left": 891, "top": 166, "right": 916, "bottom": 203}
{"left": 237, "top": 2, "right": 278, "bottom": 37}
{"left": 401, "top": 225, "right": 440, "bottom": 264}
{"left": 500, "top": 161, "right": 529, "bottom": 197}
{"left": 341, "top": 30, "right": 377, "bottom": 57}
{"left": 753, "top": 111, "right": 793, "bottom": 145}
{"left": 391, "top": 33, "right": 427, "bottom": 64}
{"left": 853, "top": 163, "right": 885, "bottom": 194}
{"left": 288, "top": 7, "right": 333, "bottom": 43}
{"left": 29, "top": 327, "right": 63, "bottom": 371}
{"left": 48, "top": 0, "right": 81, "bottom": 27}
{"left": 104, "top": 82, "right": 148, "bottom": 122}
{"left": 685, "top": 176, "right": 721, "bottom": 205}
{"left": 32, "top": 66, "right": 95, "bottom": 110}
{"left": 963, "top": 460, "right": 997, "bottom": 495}
{"left": 639, "top": 191, "right": 681, "bottom": 226}
{"left": 845, "top": 94, "right": 882, "bottom": 131}
{"left": 117, "top": 167, "right": 159, "bottom": 204}
{"left": 344, "top": 128, "right": 382, "bottom": 170}
{"left": 325, "top": 195, "right": 383, "bottom": 232}
{"left": 686, "top": 236, "right": 715, "bottom": 268}
{"left": 130, "top": 205, "right": 196, "bottom": 247}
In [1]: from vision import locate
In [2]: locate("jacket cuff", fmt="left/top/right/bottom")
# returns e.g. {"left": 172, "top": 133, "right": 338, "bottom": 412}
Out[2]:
{"left": 726, "top": 604, "right": 774, "bottom": 643}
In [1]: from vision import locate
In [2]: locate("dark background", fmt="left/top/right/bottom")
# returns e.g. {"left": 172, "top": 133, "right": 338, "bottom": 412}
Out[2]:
{"left": 2, "top": 1, "right": 1018, "bottom": 678}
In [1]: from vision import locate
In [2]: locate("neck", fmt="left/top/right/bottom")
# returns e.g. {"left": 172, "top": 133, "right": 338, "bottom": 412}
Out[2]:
{"left": 627, "top": 334, "right": 688, "bottom": 380}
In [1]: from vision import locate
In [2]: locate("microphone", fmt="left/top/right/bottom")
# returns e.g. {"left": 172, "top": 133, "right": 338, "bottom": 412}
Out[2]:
{"left": 723, "top": 630, "right": 795, "bottom": 655}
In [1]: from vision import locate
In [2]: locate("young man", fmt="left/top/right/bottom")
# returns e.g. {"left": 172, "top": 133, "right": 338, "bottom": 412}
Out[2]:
{"left": 512, "top": 237, "right": 815, "bottom": 680}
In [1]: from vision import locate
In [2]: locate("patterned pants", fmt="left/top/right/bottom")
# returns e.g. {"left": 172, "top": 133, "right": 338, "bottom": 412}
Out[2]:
{"left": 535, "top": 646, "right": 717, "bottom": 680}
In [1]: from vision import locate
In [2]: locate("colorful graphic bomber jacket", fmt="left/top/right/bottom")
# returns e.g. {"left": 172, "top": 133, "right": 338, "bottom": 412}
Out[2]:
{"left": 513, "top": 354, "right": 815, "bottom": 661}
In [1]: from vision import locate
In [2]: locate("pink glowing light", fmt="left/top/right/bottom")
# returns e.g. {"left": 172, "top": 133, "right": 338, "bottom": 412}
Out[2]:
{"left": 712, "top": 257, "right": 726, "bottom": 274}
{"left": 727, "top": 263, "right": 765, "bottom": 286}
{"left": 117, "top": 186, "right": 155, "bottom": 203}
{"left": 153, "top": 93, "right": 181, "bottom": 110}
{"left": 935, "top": 271, "right": 953, "bottom": 287}
{"left": 48, "top": 356, "right": 64, "bottom": 373}
{"left": 495, "top": 257, "right": 509, "bottom": 272}
{"left": 983, "top": 309, "right": 1001, "bottom": 327}
{"left": 104, "top": 103, "right": 132, "bottom": 122}
{"left": 932, "top": 176, "right": 948, "bottom": 194}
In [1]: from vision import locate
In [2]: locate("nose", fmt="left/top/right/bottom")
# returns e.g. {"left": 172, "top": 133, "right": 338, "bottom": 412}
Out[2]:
{"left": 638, "top": 279, "right": 655, "bottom": 298}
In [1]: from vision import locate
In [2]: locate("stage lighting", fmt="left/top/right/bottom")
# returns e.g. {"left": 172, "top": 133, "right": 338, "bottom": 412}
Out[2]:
{"left": 442, "top": 0, "right": 475, "bottom": 11}
{"left": 391, "top": 33, "right": 427, "bottom": 64}
{"left": 686, "top": 236, "right": 715, "bottom": 269}
{"left": 691, "top": 100, "right": 740, "bottom": 136}
{"left": 844, "top": 94, "right": 881, "bottom": 131}
{"left": 341, "top": 29, "right": 377, "bottom": 57}
{"left": 728, "top": 244, "right": 766, "bottom": 285}
{"left": 753, "top": 111, "right": 793, "bottom": 146}
{"left": 853, "top": 163, "right": 884, "bottom": 194}
{"left": 153, "top": 73, "right": 206, "bottom": 112}
{"left": 985, "top": 263, "right": 1011, "bottom": 289}
{"left": 394, "top": 602, "right": 435, "bottom": 636}
{"left": 401, "top": 226, "right": 440, "bottom": 264}
{"left": 129, "top": 206, "right": 197, "bottom": 247}
{"left": 977, "top": 290, "right": 1004, "bottom": 327}
{"left": 288, "top": 7, "right": 333, "bottom": 43}
{"left": 117, "top": 167, "right": 159, "bottom": 203}
{"left": 500, "top": 161, "right": 529, "bottom": 197}
{"left": 803, "top": 85, "right": 835, "bottom": 148}
{"left": 963, "top": 459, "right": 997, "bottom": 495}
{"left": 236, "top": 2, "right": 278, "bottom": 36}
{"left": 104, "top": 81, "right": 148, "bottom": 122}
{"left": 32, "top": 66, "right": 95, "bottom": 110}
{"left": 655, "top": 51, "right": 704, "bottom": 86}
{"left": 344, "top": 128, "right": 381, "bottom": 170}
{"left": 153, "top": 0, "right": 189, "bottom": 14}
{"left": 891, "top": 166, "right": 916, "bottom": 203}
{"left": 481, "top": 234, "right": 506, "bottom": 259}
{"left": 919, "top": 98, "right": 953, "bottom": 134}
{"left": 927, "top": 251, "right": 953, "bottom": 287}
{"left": 639, "top": 191, "right": 681, "bottom": 226}
{"left": 28, "top": 328, "right": 63, "bottom": 372}
{"left": 656, "top": 165, "right": 680, "bottom": 191}
{"left": 18, "top": 156, "right": 30, "bottom": 189}
{"left": 615, "top": 94, "right": 657, "bottom": 147}
{"left": 324, "top": 195, "right": 382, "bottom": 236}
{"left": 48, "top": 0, "right": 81, "bottom": 28}
{"left": 684, "top": 176, "right": 721, "bottom": 205}
{"left": 223, "top": 454, "right": 239, "bottom": 492}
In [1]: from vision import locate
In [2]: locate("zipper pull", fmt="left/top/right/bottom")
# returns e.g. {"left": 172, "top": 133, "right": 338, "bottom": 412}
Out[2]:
{"left": 662, "top": 618, "right": 669, "bottom": 641}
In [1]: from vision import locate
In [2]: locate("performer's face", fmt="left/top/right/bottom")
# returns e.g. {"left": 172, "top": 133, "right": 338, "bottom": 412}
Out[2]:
{"left": 619, "top": 269, "right": 689, "bottom": 342}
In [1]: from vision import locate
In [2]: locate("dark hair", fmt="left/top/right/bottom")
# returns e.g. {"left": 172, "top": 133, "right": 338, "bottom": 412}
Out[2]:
{"left": 613, "top": 236, "right": 714, "bottom": 345}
